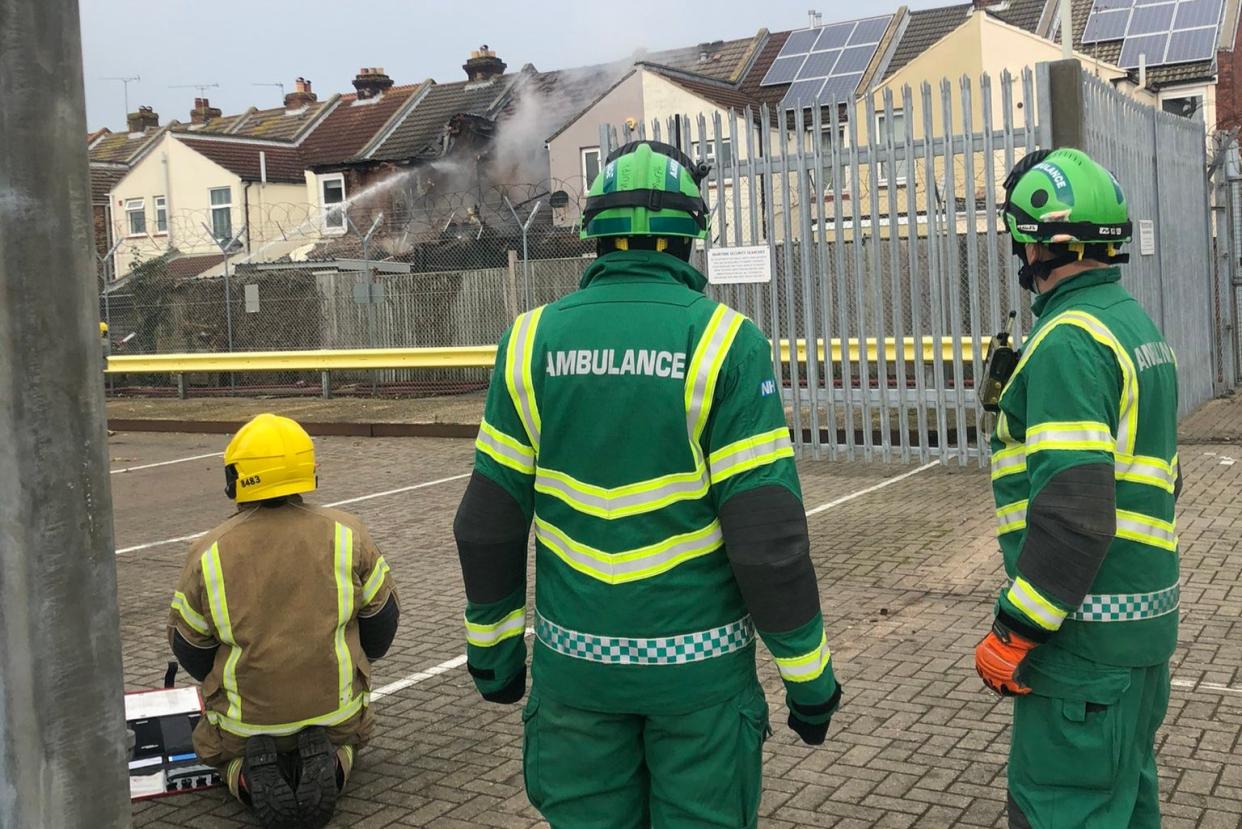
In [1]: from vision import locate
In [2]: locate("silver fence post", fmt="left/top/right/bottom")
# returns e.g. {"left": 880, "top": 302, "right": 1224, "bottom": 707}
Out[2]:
{"left": 504, "top": 197, "right": 542, "bottom": 310}
{"left": 0, "top": 0, "right": 132, "bottom": 825}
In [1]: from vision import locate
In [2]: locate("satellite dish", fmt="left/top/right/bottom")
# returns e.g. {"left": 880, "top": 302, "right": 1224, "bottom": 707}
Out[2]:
{"left": 550, "top": 191, "right": 570, "bottom": 209}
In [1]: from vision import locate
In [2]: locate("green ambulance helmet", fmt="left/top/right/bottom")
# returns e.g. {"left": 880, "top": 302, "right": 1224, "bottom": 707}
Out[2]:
{"left": 580, "top": 141, "right": 710, "bottom": 241}
{"left": 1001, "top": 147, "right": 1132, "bottom": 288}
{"left": 1003, "top": 147, "right": 1131, "bottom": 246}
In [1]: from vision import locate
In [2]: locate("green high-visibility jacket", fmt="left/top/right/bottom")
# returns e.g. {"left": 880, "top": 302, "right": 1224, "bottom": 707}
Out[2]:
{"left": 464, "top": 249, "right": 837, "bottom": 715}
{"left": 990, "top": 267, "right": 1180, "bottom": 666}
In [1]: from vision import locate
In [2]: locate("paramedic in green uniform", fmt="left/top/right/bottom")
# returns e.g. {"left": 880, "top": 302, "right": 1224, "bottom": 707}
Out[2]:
{"left": 453, "top": 141, "right": 843, "bottom": 828}
{"left": 975, "top": 147, "right": 1182, "bottom": 828}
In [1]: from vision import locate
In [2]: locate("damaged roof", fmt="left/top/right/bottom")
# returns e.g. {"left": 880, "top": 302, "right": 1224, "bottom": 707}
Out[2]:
{"left": 369, "top": 75, "right": 520, "bottom": 162}
{"left": 300, "top": 84, "right": 425, "bottom": 168}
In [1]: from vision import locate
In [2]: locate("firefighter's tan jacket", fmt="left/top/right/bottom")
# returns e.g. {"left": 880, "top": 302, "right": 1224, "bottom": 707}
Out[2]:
{"left": 168, "top": 497, "right": 395, "bottom": 761}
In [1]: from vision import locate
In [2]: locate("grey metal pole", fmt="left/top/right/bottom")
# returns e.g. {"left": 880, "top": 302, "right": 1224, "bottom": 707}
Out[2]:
{"left": 0, "top": 0, "right": 132, "bottom": 826}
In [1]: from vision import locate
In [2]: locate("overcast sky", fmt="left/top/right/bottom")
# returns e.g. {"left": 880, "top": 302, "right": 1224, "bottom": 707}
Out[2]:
{"left": 80, "top": 0, "right": 953, "bottom": 130}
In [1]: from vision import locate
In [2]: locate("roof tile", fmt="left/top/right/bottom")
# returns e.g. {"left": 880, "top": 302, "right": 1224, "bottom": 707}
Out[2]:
{"left": 300, "top": 84, "right": 423, "bottom": 168}
{"left": 175, "top": 138, "right": 306, "bottom": 184}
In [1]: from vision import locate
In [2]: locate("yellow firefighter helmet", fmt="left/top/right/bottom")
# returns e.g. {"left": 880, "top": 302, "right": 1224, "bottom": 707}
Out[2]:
{"left": 223, "top": 413, "right": 317, "bottom": 503}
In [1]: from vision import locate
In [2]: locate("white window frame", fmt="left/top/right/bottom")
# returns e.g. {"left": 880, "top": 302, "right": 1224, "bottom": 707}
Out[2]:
{"left": 320, "top": 174, "right": 347, "bottom": 234}
{"left": 700, "top": 138, "right": 735, "bottom": 190}
{"left": 125, "top": 198, "right": 146, "bottom": 237}
{"left": 819, "top": 124, "right": 850, "bottom": 195}
{"left": 153, "top": 195, "right": 168, "bottom": 235}
{"left": 875, "top": 109, "right": 909, "bottom": 187}
{"left": 1157, "top": 87, "right": 1207, "bottom": 120}
{"left": 581, "top": 147, "right": 602, "bottom": 190}
{"left": 209, "top": 187, "right": 233, "bottom": 243}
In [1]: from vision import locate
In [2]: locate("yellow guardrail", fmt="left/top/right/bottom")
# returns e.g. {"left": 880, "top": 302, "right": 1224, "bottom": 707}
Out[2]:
{"left": 106, "top": 346, "right": 498, "bottom": 374}
{"left": 780, "top": 337, "right": 989, "bottom": 364}
{"left": 107, "top": 337, "right": 992, "bottom": 375}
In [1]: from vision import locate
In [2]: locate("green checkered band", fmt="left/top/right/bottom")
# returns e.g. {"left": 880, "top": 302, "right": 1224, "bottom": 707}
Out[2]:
{"left": 1068, "top": 584, "right": 1180, "bottom": 622}
{"left": 534, "top": 611, "right": 754, "bottom": 666}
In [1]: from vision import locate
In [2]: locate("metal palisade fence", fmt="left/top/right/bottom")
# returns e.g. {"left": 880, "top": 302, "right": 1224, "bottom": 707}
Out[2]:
{"left": 1071, "top": 66, "right": 1220, "bottom": 416}
{"left": 600, "top": 69, "right": 1043, "bottom": 466}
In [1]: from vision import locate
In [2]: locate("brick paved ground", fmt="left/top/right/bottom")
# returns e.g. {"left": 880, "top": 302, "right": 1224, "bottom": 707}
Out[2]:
{"left": 111, "top": 395, "right": 1242, "bottom": 828}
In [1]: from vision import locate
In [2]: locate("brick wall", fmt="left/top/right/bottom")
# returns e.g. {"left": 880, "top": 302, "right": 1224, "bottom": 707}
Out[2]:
{"left": 1217, "top": 16, "right": 1242, "bottom": 130}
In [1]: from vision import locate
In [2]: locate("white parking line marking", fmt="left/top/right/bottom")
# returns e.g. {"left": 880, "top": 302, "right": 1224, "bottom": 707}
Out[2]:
{"left": 1172, "top": 678, "right": 1242, "bottom": 696}
{"left": 115, "top": 472, "right": 471, "bottom": 555}
{"left": 111, "top": 452, "right": 224, "bottom": 474}
{"left": 805, "top": 461, "right": 939, "bottom": 516}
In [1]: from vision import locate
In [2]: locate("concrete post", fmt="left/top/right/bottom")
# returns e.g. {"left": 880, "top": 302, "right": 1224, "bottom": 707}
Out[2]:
{"left": 1037, "top": 60, "right": 1087, "bottom": 150}
{"left": 0, "top": 1, "right": 132, "bottom": 827}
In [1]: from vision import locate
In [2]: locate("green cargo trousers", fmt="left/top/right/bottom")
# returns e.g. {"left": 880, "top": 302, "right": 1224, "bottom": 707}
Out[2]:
{"left": 1007, "top": 645, "right": 1171, "bottom": 829}
{"left": 521, "top": 678, "right": 770, "bottom": 828}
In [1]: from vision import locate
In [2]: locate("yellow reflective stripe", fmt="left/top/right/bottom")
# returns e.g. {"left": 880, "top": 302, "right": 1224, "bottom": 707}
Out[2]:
{"left": 361, "top": 557, "right": 390, "bottom": 606}
{"left": 171, "top": 590, "right": 210, "bottom": 635}
{"left": 535, "top": 517, "right": 723, "bottom": 585}
{"left": 1115, "top": 453, "right": 1178, "bottom": 493}
{"left": 996, "top": 500, "right": 1028, "bottom": 534}
{"left": 990, "top": 443, "right": 1026, "bottom": 480}
{"left": 464, "top": 607, "right": 527, "bottom": 647}
{"left": 206, "top": 693, "right": 367, "bottom": 738}
{"left": 333, "top": 523, "right": 355, "bottom": 707}
{"left": 535, "top": 463, "right": 709, "bottom": 520}
{"left": 1007, "top": 576, "right": 1067, "bottom": 631}
{"left": 708, "top": 427, "right": 794, "bottom": 483}
{"left": 773, "top": 631, "right": 831, "bottom": 683}
{"left": 1025, "top": 421, "right": 1114, "bottom": 454}
{"left": 685, "top": 305, "right": 745, "bottom": 445}
{"left": 1115, "top": 509, "right": 1178, "bottom": 552}
{"left": 505, "top": 307, "right": 545, "bottom": 452}
{"left": 1011, "top": 311, "right": 1138, "bottom": 456}
{"left": 476, "top": 419, "right": 535, "bottom": 475}
{"left": 201, "top": 543, "right": 242, "bottom": 721}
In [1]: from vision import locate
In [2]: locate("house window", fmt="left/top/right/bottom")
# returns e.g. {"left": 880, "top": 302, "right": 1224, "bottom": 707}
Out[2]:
{"left": 1161, "top": 94, "right": 1204, "bottom": 119}
{"left": 819, "top": 124, "right": 849, "bottom": 194}
{"left": 582, "top": 147, "right": 602, "bottom": 189}
{"left": 702, "top": 138, "right": 734, "bottom": 178}
{"left": 321, "top": 175, "right": 346, "bottom": 232}
{"left": 210, "top": 187, "right": 232, "bottom": 242}
{"left": 125, "top": 198, "right": 146, "bottom": 236}
{"left": 875, "top": 109, "right": 908, "bottom": 185}
{"left": 154, "top": 196, "right": 168, "bottom": 234}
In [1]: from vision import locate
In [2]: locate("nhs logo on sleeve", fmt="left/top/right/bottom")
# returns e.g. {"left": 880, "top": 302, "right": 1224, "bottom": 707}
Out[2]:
{"left": 760, "top": 379, "right": 776, "bottom": 397}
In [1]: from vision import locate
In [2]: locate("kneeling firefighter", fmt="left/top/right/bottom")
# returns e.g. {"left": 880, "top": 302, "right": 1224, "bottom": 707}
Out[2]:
{"left": 454, "top": 141, "right": 843, "bottom": 828}
{"left": 167, "top": 413, "right": 400, "bottom": 828}
{"left": 976, "top": 148, "right": 1181, "bottom": 828}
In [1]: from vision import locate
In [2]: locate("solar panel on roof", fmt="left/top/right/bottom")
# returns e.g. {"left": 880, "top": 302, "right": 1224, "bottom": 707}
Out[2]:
{"left": 1176, "top": 0, "right": 1222, "bottom": 27}
{"left": 813, "top": 24, "right": 854, "bottom": 51}
{"left": 779, "top": 29, "right": 821, "bottom": 56}
{"left": 782, "top": 78, "right": 827, "bottom": 108}
{"left": 1119, "top": 32, "right": 1170, "bottom": 65}
{"left": 797, "top": 50, "right": 840, "bottom": 79}
{"left": 770, "top": 13, "right": 891, "bottom": 109}
{"left": 1128, "top": 3, "right": 1175, "bottom": 35}
{"left": 1082, "top": 0, "right": 1223, "bottom": 66}
{"left": 1165, "top": 25, "right": 1218, "bottom": 61}
{"left": 761, "top": 55, "right": 806, "bottom": 86}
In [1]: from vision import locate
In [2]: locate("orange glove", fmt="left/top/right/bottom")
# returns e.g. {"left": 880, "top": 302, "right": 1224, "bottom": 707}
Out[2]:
{"left": 975, "top": 620, "right": 1039, "bottom": 696}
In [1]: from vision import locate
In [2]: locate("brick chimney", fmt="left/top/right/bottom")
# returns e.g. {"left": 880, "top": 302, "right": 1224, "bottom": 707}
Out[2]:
{"left": 463, "top": 45, "right": 507, "bottom": 83}
{"left": 190, "top": 98, "right": 222, "bottom": 125}
{"left": 353, "top": 67, "right": 394, "bottom": 100}
{"left": 126, "top": 105, "right": 159, "bottom": 133}
{"left": 284, "top": 77, "right": 317, "bottom": 109}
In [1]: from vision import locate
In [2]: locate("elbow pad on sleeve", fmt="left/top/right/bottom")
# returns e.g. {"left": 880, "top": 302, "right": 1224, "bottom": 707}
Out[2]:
{"left": 171, "top": 630, "right": 217, "bottom": 682}
{"left": 1018, "top": 463, "right": 1116, "bottom": 608}
{"left": 719, "top": 485, "right": 820, "bottom": 633}
{"left": 359, "top": 593, "right": 400, "bottom": 660}
{"left": 454, "top": 471, "right": 529, "bottom": 604}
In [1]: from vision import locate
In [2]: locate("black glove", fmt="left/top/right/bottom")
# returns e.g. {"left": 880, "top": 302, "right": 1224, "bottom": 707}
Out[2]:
{"left": 787, "top": 683, "right": 843, "bottom": 746}
{"left": 479, "top": 666, "right": 526, "bottom": 705}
